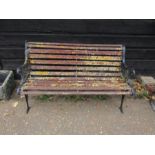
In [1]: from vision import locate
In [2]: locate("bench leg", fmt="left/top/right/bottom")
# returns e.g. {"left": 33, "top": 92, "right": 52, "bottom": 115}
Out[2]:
{"left": 25, "top": 95, "right": 31, "bottom": 114}
{"left": 149, "top": 97, "right": 152, "bottom": 104}
{"left": 119, "top": 95, "right": 125, "bottom": 113}
{"left": 149, "top": 96, "right": 155, "bottom": 111}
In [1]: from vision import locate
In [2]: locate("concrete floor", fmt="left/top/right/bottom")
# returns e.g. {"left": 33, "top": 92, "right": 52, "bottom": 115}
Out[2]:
{"left": 0, "top": 92, "right": 155, "bottom": 135}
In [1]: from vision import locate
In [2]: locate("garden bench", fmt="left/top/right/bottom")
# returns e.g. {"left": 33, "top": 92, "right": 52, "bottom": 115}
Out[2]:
{"left": 17, "top": 42, "right": 134, "bottom": 113}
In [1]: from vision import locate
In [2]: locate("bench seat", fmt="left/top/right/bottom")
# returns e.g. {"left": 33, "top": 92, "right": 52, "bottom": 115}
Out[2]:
{"left": 22, "top": 77, "right": 131, "bottom": 95}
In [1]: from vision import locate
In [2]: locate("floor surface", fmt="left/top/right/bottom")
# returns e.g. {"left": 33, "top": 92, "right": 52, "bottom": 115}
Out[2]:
{"left": 0, "top": 92, "right": 155, "bottom": 135}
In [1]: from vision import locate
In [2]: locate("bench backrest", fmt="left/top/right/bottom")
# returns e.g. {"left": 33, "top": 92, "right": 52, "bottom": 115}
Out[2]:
{"left": 26, "top": 42, "right": 125, "bottom": 79}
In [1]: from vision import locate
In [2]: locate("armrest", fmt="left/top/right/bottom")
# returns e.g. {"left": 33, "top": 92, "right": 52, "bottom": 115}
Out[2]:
{"left": 16, "top": 62, "right": 30, "bottom": 95}
{"left": 121, "top": 63, "right": 136, "bottom": 81}
{"left": 121, "top": 63, "right": 136, "bottom": 96}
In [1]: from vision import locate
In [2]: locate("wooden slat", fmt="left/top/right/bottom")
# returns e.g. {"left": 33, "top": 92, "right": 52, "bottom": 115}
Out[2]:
{"left": 25, "top": 78, "right": 128, "bottom": 88}
{"left": 28, "top": 77, "right": 123, "bottom": 81}
{"left": 22, "top": 86, "right": 130, "bottom": 91}
{"left": 27, "top": 79, "right": 125, "bottom": 84}
{"left": 29, "top": 54, "right": 122, "bottom": 61}
{"left": 30, "top": 60, "right": 121, "bottom": 66}
{"left": 28, "top": 43, "right": 122, "bottom": 50}
{"left": 28, "top": 42, "right": 123, "bottom": 48}
{"left": 25, "top": 80, "right": 129, "bottom": 91}
{"left": 23, "top": 87, "right": 130, "bottom": 92}
{"left": 30, "top": 65, "right": 121, "bottom": 72}
{"left": 21, "top": 90, "right": 131, "bottom": 95}
{"left": 29, "top": 49, "right": 122, "bottom": 56}
{"left": 30, "top": 71, "right": 122, "bottom": 77}
{"left": 23, "top": 81, "right": 130, "bottom": 91}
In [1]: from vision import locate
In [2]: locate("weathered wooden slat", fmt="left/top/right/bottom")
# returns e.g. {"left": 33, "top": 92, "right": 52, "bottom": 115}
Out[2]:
{"left": 30, "top": 71, "right": 122, "bottom": 77}
{"left": 22, "top": 87, "right": 130, "bottom": 92}
{"left": 25, "top": 81, "right": 129, "bottom": 91}
{"left": 28, "top": 77, "right": 123, "bottom": 81}
{"left": 29, "top": 54, "right": 122, "bottom": 61}
{"left": 29, "top": 49, "right": 122, "bottom": 56}
{"left": 23, "top": 83, "right": 130, "bottom": 91}
{"left": 23, "top": 88, "right": 130, "bottom": 93}
{"left": 25, "top": 83, "right": 128, "bottom": 89}
{"left": 24, "top": 81, "right": 129, "bottom": 93}
{"left": 28, "top": 42, "right": 123, "bottom": 48}
{"left": 30, "top": 65, "right": 121, "bottom": 72}
{"left": 21, "top": 90, "right": 131, "bottom": 95}
{"left": 30, "top": 60, "right": 121, "bottom": 66}
{"left": 26, "top": 79, "right": 126, "bottom": 85}
{"left": 28, "top": 43, "right": 122, "bottom": 50}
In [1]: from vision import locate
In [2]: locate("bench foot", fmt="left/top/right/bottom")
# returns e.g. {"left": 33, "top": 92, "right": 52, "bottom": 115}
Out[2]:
{"left": 119, "top": 95, "right": 125, "bottom": 113}
{"left": 25, "top": 95, "right": 31, "bottom": 114}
